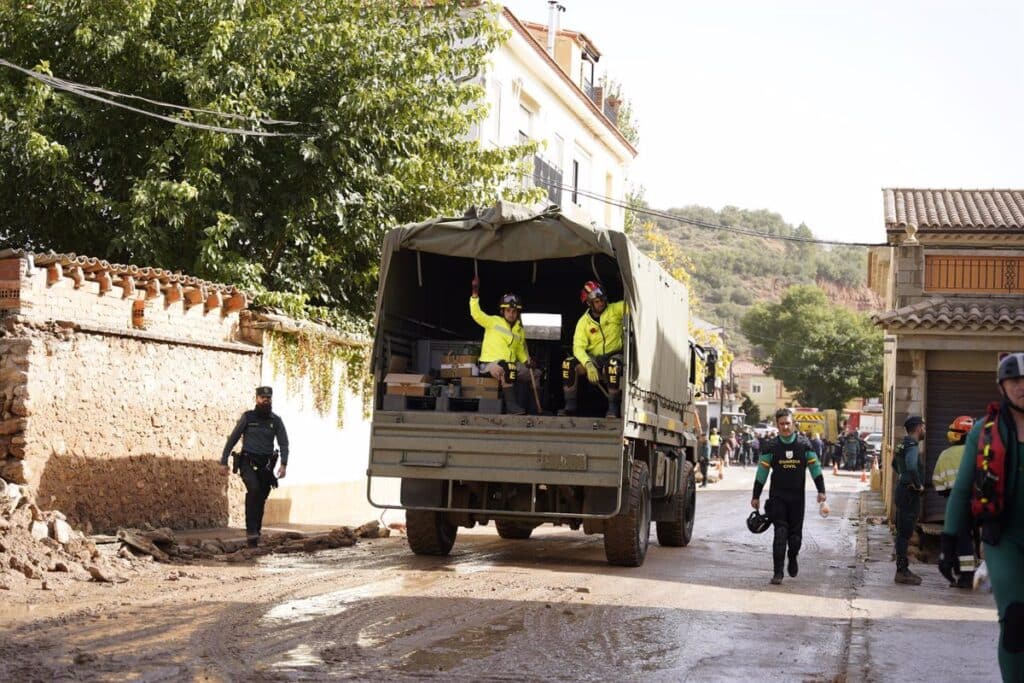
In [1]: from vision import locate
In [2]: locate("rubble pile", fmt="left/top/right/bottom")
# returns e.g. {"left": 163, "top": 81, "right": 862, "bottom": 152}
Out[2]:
{"left": 115, "top": 519, "right": 396, "bottom": 563}
{"left": 0, "top": 476, "right": 127, "bottom": 590}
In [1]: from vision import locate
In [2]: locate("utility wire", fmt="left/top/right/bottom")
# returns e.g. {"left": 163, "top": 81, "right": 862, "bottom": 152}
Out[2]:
{"left": 0, "top": 58, "right": 313, "bottom": 138}
{"left": 530, "top": 176, "right": 887, "bottom": 248}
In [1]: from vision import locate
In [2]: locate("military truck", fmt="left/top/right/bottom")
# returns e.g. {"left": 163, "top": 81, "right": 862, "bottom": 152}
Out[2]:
{"left": 366, "top": 204, "right": 712, "bottom": 566}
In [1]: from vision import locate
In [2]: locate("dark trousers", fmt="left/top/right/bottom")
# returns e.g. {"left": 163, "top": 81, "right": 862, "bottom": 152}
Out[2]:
{"left": 768, "top": 491, "right": 805, "bottom": 572}
{"left": 894, "top": 486, "right": 921, "bottom": 561}
{"left": 698, "top": 458, "right": 709, "bottom": 485}
{"left": 239, "top": 456, "right": 275, "bottom": 538}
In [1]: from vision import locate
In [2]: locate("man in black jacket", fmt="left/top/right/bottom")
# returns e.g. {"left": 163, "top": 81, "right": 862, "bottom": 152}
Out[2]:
{"left": 221, "top": 386, "right": 289, "bottom": 547}
{"left": 751, "top": 408, "right": 827, "bottom": 585}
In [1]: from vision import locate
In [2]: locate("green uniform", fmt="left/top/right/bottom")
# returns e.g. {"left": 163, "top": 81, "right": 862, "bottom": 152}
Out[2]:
{"left": 572, "top": 300, "right": 625, "bottom": 364}
{"left": 469, "top": 297, "right": 528, "bottom": 364}
{"left": 944, "top": 411, "right": 1024, "bottom": 682}
{"left": 892, "top": 435, "right": 925, "bottom": 569}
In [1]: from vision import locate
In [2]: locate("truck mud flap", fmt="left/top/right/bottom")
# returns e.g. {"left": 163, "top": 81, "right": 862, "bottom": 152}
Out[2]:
{"left": 400, "top": 479, "right": 446, "bottom": 507}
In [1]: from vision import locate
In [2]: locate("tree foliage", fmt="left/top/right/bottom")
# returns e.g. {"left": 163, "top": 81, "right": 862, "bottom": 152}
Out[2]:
{"left": 739, "top": 393, "right": 761, "bottom": 425}
{"left": 740, "top": 285, "right": 882, "bottom": 410}
{"left": 0, "top": 0, "right": 536, "bottom": 322}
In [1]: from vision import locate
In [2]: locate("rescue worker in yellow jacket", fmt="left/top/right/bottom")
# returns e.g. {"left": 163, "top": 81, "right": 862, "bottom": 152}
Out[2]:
{"left": 470, "top": 276, "right": 534, "bottom": 415}
{"left": 932, "top": 415, "right": 977, "bottom": 588}
{"left": 559, "top": 280, "right": 625, "bottom": 418}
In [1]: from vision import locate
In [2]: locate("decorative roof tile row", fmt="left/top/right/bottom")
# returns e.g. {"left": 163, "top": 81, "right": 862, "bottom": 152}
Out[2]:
{"left": 872, "top": 298, "right": 1024, "bottom": 331}
{"left": 0, "top": 249, "right": 240, "bottom": 295}
{"left": 883, "top": 189, "right": 1024, "bottom": 232}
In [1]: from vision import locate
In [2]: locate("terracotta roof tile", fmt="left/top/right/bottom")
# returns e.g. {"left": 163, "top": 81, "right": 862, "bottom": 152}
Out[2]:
{"left": 0, "top": 248, "right": 241, "bottom": 295}
{"left": 872, "top": 298, "right": 1024, "bottom": 331}
{"left": 883, "top": 189, "right": 1024, "bottom": 232}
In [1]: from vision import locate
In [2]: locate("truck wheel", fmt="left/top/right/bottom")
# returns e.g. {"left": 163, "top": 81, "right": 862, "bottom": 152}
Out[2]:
{"left": 656, "top": 461, "right": 696, "bottom": 547}
{"left": 603, "top": 460, "right": 651, "bottom": 566}
{"left": 494, "top": 520, "right": 535, "bottom": 539}
{"left": 405, "top": 510, "right": 457, "bottom": 556}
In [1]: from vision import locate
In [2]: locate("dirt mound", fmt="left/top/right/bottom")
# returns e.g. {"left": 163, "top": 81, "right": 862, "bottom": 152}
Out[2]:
{"left": 0, "top": 476, "right": 126, "bottom": 591}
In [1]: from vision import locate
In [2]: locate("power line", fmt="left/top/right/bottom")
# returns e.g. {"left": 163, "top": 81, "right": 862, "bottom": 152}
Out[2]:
{"left": 531, "top": 176, "right": 887, "bottom": 248}
{"left": 0, "top": 58, "right": 314, "bottom": 138}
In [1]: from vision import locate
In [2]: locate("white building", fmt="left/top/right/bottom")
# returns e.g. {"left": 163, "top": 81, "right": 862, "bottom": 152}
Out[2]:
{"left": 477, "top": 5, "right": 638, "bottom": 230}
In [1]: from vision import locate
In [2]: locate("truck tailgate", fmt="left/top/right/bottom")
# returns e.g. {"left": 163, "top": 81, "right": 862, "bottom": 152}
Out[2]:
{"left": 368, "top": 413, "right": 623, "bottom": 487}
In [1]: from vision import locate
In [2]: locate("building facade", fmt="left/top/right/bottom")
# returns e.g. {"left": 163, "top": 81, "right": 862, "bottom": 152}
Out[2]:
{"left": 870, "top": 188, "right": 1024, "bottom": 520}
{"left": 477, "top": 6, "right": 637, "bottom": 230}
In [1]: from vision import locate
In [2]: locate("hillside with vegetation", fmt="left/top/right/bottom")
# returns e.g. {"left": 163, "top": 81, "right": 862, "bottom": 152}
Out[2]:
{"left": 630, "top": 204, "right": 881, "bottom": 356}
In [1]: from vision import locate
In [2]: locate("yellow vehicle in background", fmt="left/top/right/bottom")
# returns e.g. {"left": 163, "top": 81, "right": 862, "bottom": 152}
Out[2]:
{"left": 792, "top": 408, "right": 838, "bottom": 442}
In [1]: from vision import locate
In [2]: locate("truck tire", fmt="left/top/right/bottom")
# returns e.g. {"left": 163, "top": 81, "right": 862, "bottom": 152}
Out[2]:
{"left": 603, "top": 460, "right": 651, "bottom": 566}
{"left": 656, "top": 461, "right": 696, "bottom": 547}
{"left": 494, "top": 520, "right": 535, "bottom": 539}
{"left": 405, "top": 510, "right": 457, "bottom": 556}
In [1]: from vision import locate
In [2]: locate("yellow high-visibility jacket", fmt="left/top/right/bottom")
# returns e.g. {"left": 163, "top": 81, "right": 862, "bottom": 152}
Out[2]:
{"left": 933, "top": 444, "right": 965, "bottom": 493}
{"left": 572, "top": 300, "right": 625, "bottom": 365}
{"left": 469, "top": 297, "right": 528, "bottom": 364}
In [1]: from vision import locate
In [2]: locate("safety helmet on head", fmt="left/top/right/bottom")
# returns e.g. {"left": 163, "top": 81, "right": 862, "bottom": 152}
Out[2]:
{"left": 946, "top": 415, "right": 975, "bottom": 444}
{"left": 580, "top": 280, "right": 607, "bottom": 305}
{"left": 997, "top": 353, "right": 1024, "bottom": 384}
{"left": 746, "top": 510, "right": 771, "bottom": 534}
{"left": 499, "top": 293, "right": 522, "bottom": 311}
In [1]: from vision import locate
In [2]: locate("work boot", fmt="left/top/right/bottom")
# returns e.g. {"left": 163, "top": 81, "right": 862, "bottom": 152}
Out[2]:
{"left": 246, "top": 534, "right": 259, "bottom": 548}
{"left": 557, "top": 392, "right": 577, "bottom": 416}
{"left": 787, "top": 552, "right": 799, "bottom": 577}
{"left": 955, "top": 572, "right": 974, "bottom": 589}
{"left": 502, "top": 386, "right": 525, "bottom": 415}
{"left": 770, "top": 572, "right": 783, "bottom": 585}
{"left": 894, "top": 557, "right": 922, "bottom": 585}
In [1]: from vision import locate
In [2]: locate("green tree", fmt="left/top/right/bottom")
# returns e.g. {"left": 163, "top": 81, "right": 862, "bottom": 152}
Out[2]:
{"left": 740, "top": 284, "right": 882, "bottom": 410}
{"left": 0, "top": 0, "right": 536, "bottom": 322}
{"left": 740, "top": 393, "right": 761, "bottom": 425}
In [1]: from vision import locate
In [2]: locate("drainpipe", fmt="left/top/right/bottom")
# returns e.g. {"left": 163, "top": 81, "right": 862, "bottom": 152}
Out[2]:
{"left": 547, "top": 2, "right": 565, "bottom": 56}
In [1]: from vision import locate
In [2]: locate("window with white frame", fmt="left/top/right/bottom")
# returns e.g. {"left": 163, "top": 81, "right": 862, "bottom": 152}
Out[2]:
{"left": 752, "top": 383, "right": 763, "bottom": 394}
{"left": 571, "top": 146, "right": 591, "bottom": 208}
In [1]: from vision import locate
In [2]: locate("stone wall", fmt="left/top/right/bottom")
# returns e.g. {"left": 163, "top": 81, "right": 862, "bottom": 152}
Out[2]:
{"left": 2, "top": 324, "right": 261, "bottom": 532}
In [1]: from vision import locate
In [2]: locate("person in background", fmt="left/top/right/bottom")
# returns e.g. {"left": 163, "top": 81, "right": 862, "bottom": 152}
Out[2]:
{"left": 810, "top": 432, "right": 824, "bottom": 466}
{"left": 892, "top": 416, "right": 926, "bottom": 585}
{"left": 941, "top": 353, "right": 1024, "bottom": 681}
{"left": 933, "top": 415, "right": 977, "bottom": 589}
{"left": 709, "top": 428, "right": 721, "bottom": 461}
{"left": 698, "top": 433, "right": 711, "bottom": 487}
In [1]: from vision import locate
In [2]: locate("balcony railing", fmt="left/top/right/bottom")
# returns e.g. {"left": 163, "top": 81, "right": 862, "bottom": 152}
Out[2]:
{"left": 532, "top": 155, "right": 562, "bottom": 206}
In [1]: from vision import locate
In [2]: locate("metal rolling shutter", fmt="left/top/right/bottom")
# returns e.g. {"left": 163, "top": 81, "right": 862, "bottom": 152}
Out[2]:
{"left": 923, "top": 370, "right": 999, "bottom": 522}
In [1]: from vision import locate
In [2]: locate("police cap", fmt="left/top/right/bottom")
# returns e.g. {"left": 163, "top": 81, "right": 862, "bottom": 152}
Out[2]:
{"left": 255, "top": 386, "right": 273, "bottom": 397}
{"left": 903, "top": 415, "right": 924, "bottom": 430}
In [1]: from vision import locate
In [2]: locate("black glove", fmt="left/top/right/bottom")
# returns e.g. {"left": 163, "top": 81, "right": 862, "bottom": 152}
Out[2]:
{"left": 938, "top": 533, "right": 958, "bottom": 584}
{"left": 471, "top": 276, "right": 480, "bottom": 297}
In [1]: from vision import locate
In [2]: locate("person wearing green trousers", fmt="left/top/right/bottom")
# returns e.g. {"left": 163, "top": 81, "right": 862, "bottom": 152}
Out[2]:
{"left": 942, "top": 352, "right": 1024, "bottom": 682}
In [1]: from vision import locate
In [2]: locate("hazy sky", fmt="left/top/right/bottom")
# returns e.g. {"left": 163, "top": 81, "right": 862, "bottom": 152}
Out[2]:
{"left": 501, "top": 0, "right": 1024, "bottom": 243}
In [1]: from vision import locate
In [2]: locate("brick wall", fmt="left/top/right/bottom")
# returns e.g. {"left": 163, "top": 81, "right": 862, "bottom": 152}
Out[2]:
{"left": 0, "top": 255, "right": 261, "bottom": 531}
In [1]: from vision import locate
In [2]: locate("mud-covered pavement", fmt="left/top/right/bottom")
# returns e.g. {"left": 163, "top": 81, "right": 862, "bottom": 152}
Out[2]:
{"left": 0, "top": 471, "right": 1000, "bottom": 682}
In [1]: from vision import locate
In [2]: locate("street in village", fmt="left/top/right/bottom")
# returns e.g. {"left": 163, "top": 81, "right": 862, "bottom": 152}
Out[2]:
{"left": 0, "top": 470, "right": 999, "bottom": 682}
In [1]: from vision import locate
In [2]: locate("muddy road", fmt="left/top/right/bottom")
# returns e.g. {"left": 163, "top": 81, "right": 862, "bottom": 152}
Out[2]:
{"left": 0, "top": 472, "right": 999, "bottom": 681}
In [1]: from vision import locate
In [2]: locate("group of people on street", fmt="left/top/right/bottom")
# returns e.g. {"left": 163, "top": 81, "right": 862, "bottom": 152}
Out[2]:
{"left": 470, "top": 276, "right": 624, "bottom": 419}
{"left": 746, "top": 353, "right": 1024, "bottom": 682}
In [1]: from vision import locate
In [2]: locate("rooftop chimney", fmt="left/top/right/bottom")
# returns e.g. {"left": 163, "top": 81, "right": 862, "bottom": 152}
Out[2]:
{"left": 547, "top": 2, "right": 565, "bottom": 56}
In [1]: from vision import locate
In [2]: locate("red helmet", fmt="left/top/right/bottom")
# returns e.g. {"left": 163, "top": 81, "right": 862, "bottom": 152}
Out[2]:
{"left": 580, "top": 280, "right": 606, "bottom": 305}
{"left": 946, "top": 415, "right": 974, "bottom": 444}
{"left": 499, "top": 293, "right": 522, "bottom": 310}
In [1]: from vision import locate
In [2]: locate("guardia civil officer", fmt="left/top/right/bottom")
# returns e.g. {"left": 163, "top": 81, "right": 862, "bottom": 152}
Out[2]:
{"left": 221, "top": 386, "right": 289, "bottom": 547}
{"left": 941, "top": 352, "right": 1024, "bottom": 681}
{"left": 559, "top": 281, "right": 625, "bottom": 418}
{"left": 751, "top": 408, "right": 827, "bottom": 585}
{"left": 893, "top": 415, "right": 926, "bottom": 585}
